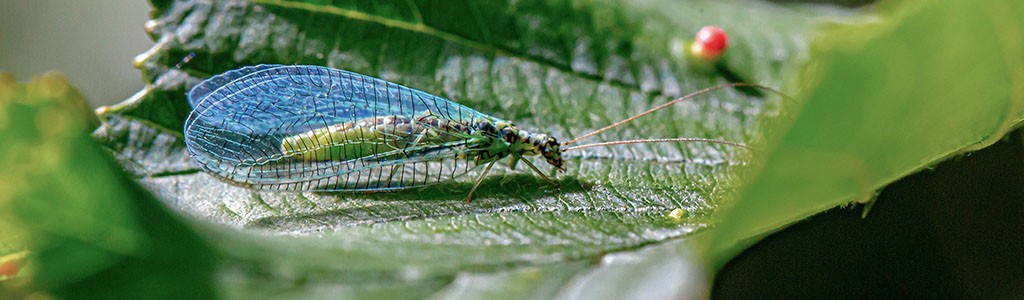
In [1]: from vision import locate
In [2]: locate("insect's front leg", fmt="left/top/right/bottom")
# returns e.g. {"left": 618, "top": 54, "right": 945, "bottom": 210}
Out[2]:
{"left": 520, "top": 158, "right": 558, "bottom": 187}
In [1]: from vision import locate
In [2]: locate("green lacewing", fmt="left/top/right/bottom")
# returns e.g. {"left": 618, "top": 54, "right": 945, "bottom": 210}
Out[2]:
{"left": 184, "top": 63, "right": 774, "bottom": 201}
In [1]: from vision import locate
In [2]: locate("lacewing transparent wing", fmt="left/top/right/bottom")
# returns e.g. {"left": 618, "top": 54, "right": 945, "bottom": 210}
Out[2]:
{"left": 184, "top": 65, "right": 503, "bottom": 191}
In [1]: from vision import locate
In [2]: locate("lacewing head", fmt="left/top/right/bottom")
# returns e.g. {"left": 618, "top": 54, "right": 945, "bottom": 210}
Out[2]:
{"left": 538, "top": 136, "right": 565, "bottom": 171}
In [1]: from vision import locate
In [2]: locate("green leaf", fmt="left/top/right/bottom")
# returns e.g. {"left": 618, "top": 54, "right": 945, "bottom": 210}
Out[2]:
{"left": 0, "top": 73, "right": 217, "bottom": 299}
{"left": 709, "top": 0, "right": 1024, "bottom": 268}
{"left": 92, "top": 0, "right": 848, "bottom": 297}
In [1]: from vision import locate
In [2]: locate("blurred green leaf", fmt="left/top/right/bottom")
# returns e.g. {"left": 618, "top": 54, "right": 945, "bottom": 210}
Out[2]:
{"left": 709, "top": 0, "right": 1024, "bottom": 268}
{"left": 0, "top": 73, "right": 217, "bottom": 298}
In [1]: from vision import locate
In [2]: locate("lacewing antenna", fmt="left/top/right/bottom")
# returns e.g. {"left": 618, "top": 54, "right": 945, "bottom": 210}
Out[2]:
{"left": 560, "top": 82, "right": 788, "bottom": 150}
{"left": 563, "top": 138, "right": 749, "bottom": 152}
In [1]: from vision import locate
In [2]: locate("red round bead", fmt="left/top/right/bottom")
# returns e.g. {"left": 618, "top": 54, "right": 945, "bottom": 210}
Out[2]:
{"left": 696, "top": 26, "right": 729, "bottom": 54}
{"left": 689, "top": 26, "right": 730, "bottom": 62}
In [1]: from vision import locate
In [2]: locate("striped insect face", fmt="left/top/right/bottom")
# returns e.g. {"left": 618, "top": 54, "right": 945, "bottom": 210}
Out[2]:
{"left": 539, "top": 137, "right": 564, "bottom": 171}
{"left": 492, "top": 122, "right": 562, "bottom": 170}
{"left": 504, "top": 128, "right": 564, "bottom": 170}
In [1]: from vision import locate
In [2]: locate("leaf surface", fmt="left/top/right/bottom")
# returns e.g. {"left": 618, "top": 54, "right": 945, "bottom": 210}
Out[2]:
{"left": 93, "top": 0, "right": 850, "bottom": 297}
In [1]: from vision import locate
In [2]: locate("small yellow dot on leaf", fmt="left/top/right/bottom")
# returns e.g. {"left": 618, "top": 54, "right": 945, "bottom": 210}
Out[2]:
{"left": 668, "top": 208, "right": 686, "bottom": 221}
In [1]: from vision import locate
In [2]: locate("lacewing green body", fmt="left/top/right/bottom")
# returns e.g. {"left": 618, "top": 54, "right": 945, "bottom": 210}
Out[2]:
{"left": 184, "top": 65, "right": 563, "bottom": 192}
{"left": 184, "top": 64, "right": 757, "bottom": 199}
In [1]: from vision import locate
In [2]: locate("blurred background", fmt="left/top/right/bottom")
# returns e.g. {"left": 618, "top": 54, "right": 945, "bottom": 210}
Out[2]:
{"left": 0, "top": 0, "right": 153, "bottom": 108}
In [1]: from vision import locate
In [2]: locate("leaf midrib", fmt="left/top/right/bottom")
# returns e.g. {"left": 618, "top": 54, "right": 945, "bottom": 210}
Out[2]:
{"left": 248, "top": 0, "right": 673, "bottom": 98}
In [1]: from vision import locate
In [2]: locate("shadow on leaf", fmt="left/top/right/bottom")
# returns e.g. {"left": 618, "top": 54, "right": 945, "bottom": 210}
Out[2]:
{"left": 246, "top": 174, "right": 592, "bottom": 231}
